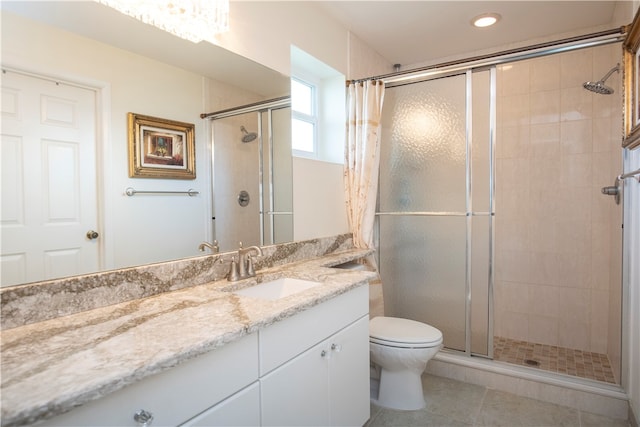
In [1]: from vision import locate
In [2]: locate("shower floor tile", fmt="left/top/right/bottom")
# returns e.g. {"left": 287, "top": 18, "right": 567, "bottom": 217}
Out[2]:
{"left": 493, "top": 336, "right": 617, "bottom": 384}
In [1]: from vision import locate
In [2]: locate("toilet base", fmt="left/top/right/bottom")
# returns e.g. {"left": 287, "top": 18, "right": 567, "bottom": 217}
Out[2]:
{"left": 371, "top": 367, "right": 426, "bottom": 411}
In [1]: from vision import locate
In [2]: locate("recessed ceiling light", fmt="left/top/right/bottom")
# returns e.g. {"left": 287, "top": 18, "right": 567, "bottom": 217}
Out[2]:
{"left": 472, "top": 13, "right": 501, "bottom": 28}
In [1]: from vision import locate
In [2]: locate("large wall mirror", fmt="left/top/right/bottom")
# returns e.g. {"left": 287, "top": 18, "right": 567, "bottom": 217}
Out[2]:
{"left": 0, "top": 1, "right": 294, "bottom": 286}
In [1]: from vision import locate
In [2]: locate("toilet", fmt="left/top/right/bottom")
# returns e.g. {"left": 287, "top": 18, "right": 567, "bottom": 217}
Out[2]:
{"left": 369, "top": 316, "right": 443, "bottom": 410}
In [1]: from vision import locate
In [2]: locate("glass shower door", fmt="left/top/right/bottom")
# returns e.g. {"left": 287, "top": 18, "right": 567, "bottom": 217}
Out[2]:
{"left": 261, "top": 106, "right": 293, "bottom": 245}
{"left": 377, "top": 69, "right": 493, "bottom": 356}
{"left": 212, "top": 104, "right": 293, "bottom": 251}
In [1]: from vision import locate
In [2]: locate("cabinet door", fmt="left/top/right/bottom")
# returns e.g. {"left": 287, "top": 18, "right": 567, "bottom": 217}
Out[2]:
{"left": 180, "top": 383, "right": 260, "bottom": 427}
{"left": 38, "top": 333, "right": 258, "bottom": 427}
{"left": 260, "top": 340, "right": 330, "bottom": 426}
{"left": 259, "top": 285, "right": 368, "bottom": 375}
{"left": 329, "top": 317, "right": 370, "bottom": 426}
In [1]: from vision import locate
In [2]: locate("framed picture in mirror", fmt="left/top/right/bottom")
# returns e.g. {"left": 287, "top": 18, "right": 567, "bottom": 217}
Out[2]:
{"left": 128, "top": 112, "right": 196, "bottom": 179}
{"left": 624, "top": 8, "right": 640, "bottom": 149}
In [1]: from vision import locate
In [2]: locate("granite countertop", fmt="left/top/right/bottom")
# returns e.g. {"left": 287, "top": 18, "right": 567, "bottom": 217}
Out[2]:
{"left": 0, "top": 249, "right": 375, "bottom": 427}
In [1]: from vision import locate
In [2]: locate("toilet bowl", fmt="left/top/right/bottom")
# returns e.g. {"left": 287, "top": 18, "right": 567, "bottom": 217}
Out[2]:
{"left": 369, "top": 316, "right": 443, "bottom": 410}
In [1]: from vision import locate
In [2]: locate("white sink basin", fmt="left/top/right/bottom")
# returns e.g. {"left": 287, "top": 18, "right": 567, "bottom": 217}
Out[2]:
{"left": 232, "top": 277, "right": 321, "bottom": 301}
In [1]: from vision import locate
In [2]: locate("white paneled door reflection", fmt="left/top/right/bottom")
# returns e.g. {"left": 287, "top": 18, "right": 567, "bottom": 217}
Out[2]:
{"left": 1, "top": 71, "right": 99, "bottom": 286}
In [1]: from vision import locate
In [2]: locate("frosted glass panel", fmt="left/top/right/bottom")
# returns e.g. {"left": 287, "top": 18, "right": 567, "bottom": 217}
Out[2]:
{"left": 378, "top": 71, "right": 495, "bottom": 356}
{"left": 270, "top": 108, "right": 293, "bottom": 213}
{"left": 472, "top": 70, "right": 492, "bottom": 213}
{"left": 379, "top": 216, "right": 467, "bottom": 351}
{"left": 265, "top": 107, "right": 293, "bottom": 244}
{"left": 380, "top": 75, "right": 467, "bottom": 213}
{"left": 471, "top": 215, "right": 491, "bottom": 356}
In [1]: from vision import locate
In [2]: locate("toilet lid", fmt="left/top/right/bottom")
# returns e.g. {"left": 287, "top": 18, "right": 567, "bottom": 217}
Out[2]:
{"left": 370, "top": 316, "right": 442, "bottom": 345}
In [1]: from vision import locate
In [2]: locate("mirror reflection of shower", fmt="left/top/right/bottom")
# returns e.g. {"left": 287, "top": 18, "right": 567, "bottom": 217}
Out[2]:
{"left": 240, "top": 125, "right": 258, "bottom": 143}
{"left": 205, "top": 97, "right": 292, "bottom": 252}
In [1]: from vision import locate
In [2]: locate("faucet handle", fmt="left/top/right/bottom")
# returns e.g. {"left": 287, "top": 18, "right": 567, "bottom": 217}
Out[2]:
{"left": 227, "top": 256, "right": 240, "bottom": 282}
{"left": 246, "top": 256, "right": 255, "bottom": 277}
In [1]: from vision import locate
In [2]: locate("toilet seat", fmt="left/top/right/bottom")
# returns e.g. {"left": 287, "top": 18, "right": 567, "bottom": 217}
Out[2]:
{"left": 370, "top": 316, "right": 443, "bottom": 348}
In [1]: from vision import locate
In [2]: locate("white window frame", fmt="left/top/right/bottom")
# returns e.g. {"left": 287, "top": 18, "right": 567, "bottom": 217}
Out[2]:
{"left": 291, "top": 76, "right": 318, "bottom": 159}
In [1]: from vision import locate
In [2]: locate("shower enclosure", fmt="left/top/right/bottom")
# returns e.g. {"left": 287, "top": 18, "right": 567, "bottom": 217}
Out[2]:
{"left": 208, "top": 98, "right": 292, "bottom": 252}
{"left": 376, "top": 42, "right": 623, "bottom": 384}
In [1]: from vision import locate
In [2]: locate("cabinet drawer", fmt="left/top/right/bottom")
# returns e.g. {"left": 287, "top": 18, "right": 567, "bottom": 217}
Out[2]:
{"left": 40, "top": 333, "right": 259, "bottom": 427}
{"left": 180, "top": 382, "right": 260, "bottom": 427}
{"left": 259, "top": 285, "right": 368, "bottom": 375}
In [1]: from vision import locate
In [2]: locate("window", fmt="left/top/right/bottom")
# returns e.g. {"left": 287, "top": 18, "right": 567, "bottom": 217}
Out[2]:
{"left": 291, "top": 46, "right": 346, "bottom": 164}
{"left": 291, "top": 77, "right": 317, "bottom": 156}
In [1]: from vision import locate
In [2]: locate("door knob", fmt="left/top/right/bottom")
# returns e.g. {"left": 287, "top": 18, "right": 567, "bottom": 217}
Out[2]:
{"left": 86, "top": 230, "right": 99, "bottom": 240}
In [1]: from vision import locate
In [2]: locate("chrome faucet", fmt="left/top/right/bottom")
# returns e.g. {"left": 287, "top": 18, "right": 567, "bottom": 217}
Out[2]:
{"left": 227, "top": 242, "right": 263, "bottom": 281}
{"left": 198, "top": 240, "right": 219, "bottom": 253}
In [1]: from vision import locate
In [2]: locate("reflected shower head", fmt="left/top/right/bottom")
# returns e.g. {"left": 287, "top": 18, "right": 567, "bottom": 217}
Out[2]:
{"left": 240, "top": 126, "right": 258, "bottom": 143}
{"left": 583, "top": 63, "right": 620, "bottom": 95}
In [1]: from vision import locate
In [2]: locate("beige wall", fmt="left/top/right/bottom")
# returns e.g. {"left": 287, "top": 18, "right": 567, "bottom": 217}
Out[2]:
{"left": 217, "top": 2, "right": 349, "bottom": 78}
{"left": 494, "top": 44, "right": 623, "bottom": 364}
{"left": 292, "top": 158, "right": 349, "bottom": 240}
{"left": 346, "top": 32, "right": 393, "bottom": 80}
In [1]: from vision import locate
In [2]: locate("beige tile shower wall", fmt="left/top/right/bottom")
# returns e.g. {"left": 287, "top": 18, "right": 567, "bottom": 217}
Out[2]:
{"left": 494, "top": 44, "right": 623, "bottom": 355}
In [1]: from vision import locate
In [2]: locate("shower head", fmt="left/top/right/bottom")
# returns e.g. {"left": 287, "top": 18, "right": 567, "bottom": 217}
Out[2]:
{"left": 240, "top": 126, "right": 258, "bottom": 143}
{"left": 583, "top": 63, "right": 620, "bottom": 95}
{"left": 583, "top": 81, "right": 615, "bottom": 95}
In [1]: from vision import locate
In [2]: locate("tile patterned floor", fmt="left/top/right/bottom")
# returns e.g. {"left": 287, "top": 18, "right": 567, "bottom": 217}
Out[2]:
{"left": 493, "top": 336, "right": 617, "bottom": 384}
{"left": 366, "top": 374, "right": 630, "bottom": 427}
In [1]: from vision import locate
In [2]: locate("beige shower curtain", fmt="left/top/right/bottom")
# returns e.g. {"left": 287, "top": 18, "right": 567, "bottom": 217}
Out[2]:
{"left": 344, "top": 80, "right": 385, "bottom": 265}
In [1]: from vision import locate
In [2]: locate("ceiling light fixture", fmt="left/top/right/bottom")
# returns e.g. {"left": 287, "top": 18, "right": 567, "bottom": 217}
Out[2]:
{"left": 95, "top": 0, "right": 229, "bottom": 43}
{"left": 472, "top": 13, "right": 501, "bottom": 28}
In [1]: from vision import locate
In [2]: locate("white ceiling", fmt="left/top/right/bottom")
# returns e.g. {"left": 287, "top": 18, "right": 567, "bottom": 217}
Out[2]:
{"left": 316, "top": 1, "right": 625, "bottom": 68}
{"left": 2, "top": 1, "right": 628, "bottom": 84}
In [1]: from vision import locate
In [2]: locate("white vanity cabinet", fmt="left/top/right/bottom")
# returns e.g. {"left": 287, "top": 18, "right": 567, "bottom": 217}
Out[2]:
{"left": 259, "top": 286, "right": 370, "bottom": 426}
{"left": 35, "top": 284, "right": 370, "bottom": 427}
{"left": 38, "top": 333, "right": 259, "bottom": 427}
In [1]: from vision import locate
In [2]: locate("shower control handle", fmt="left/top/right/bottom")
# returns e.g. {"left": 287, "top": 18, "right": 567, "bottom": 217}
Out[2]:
{"left": 601, "top": 176, "right": 621, "bottom": 205}
{"left": 238, "top": 190, "right": 250, "bottom": 207}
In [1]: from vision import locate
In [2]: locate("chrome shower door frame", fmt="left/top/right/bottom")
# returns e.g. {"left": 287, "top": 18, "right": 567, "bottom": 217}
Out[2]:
{"left": 208, "top": 97, "right": 292, "bottom": 250}
{"left": 375, "top": 67, "right": 496, "bottom": 359}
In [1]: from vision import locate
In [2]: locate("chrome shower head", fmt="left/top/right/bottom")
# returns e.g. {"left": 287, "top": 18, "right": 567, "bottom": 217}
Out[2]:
{"left": 240, "top": 126, "right": 257, "bottom": 143}
{"left": 583, "top": 63, "right": 619, "bottom": 95}
{"left": 583, "top": 81, "right": 615, "bottom": 95}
